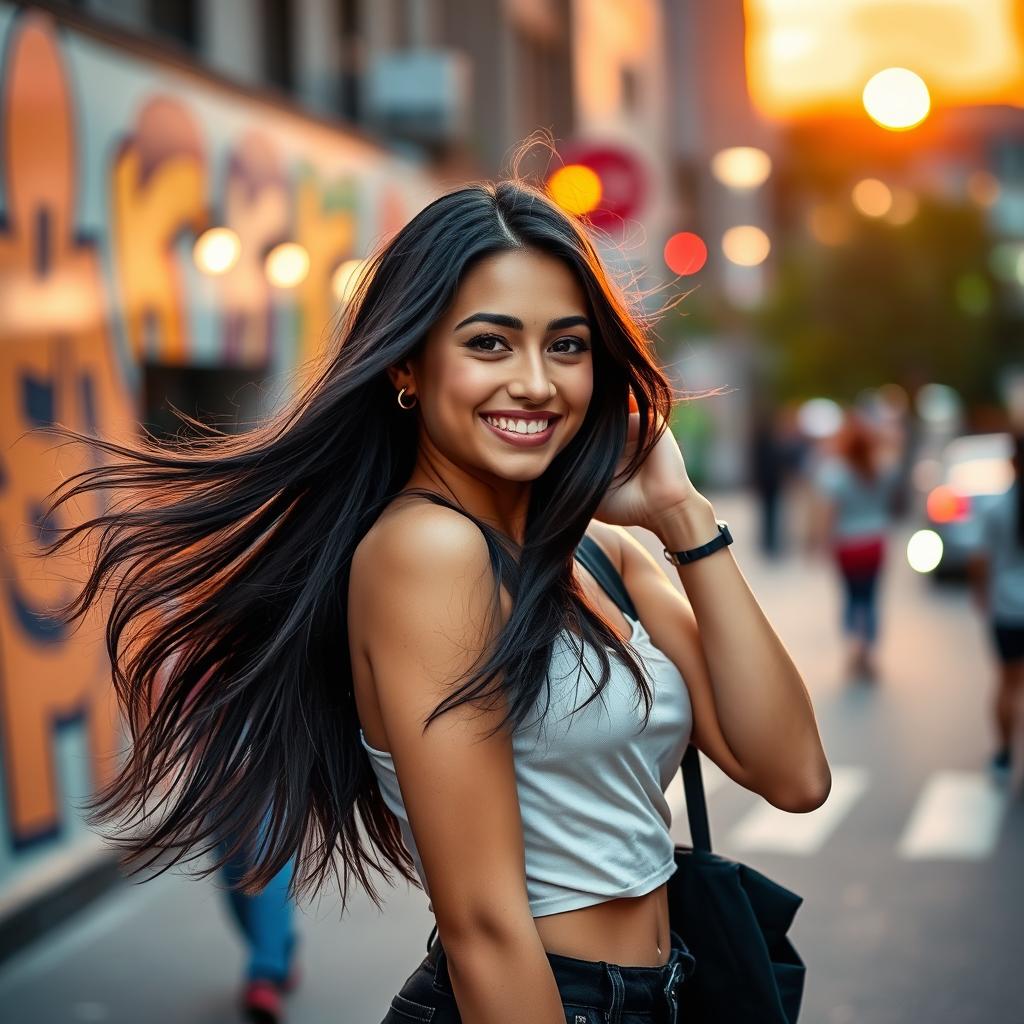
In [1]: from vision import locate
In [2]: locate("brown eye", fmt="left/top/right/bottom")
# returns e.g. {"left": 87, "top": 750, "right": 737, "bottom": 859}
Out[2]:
{"left": 465, "top": 333, "right": 510, "bottom": 352}
{"left": 551, "top": 337, "right": 590, "bottom": 354}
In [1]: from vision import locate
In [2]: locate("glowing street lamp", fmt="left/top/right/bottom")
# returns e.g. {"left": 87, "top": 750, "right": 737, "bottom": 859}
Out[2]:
{"left": 852, "top": 178, "right": 893, "bottom": 218}
{"left": 547, "top": 164, "right": 603, "bottom": 216}
{"left": 862, "top": 68, "right": 930, "bottom": 131}
{"left": 332, "top": 258, "right": 366, "bottom": 304}
{"left": 265, "top": 242, "right": 310, "bottom": 288}
{"left": 193, "top": 227, "right": 241, "bottom": 275}
{"left": 722, "top": 226, "right": 770, "bottom": 267}
{"left": 663, "top": 232, "right": 708, "bottom": 276}
{"left": 710, "top": 147, "right": 772, "bottom": 190}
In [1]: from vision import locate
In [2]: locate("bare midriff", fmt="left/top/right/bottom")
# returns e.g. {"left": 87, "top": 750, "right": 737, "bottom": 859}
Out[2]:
{"left": 532, "top": 881, "right": 671, "bottom": 967}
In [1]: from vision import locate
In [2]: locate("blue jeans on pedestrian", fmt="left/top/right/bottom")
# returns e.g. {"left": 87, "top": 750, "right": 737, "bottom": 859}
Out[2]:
{"left": 380, "top": 927, "right": 696, "bottom": 1023}
{"left": 840, "top": 570, "right": 880, "bottom": 645}
{"left": 219, "top": 836, "right": 297, "bottom": 985}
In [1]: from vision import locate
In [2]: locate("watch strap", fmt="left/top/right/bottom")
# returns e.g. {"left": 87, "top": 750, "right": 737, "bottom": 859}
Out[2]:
{"left": 663, "top": 520, "right": 732, "bottom": 566}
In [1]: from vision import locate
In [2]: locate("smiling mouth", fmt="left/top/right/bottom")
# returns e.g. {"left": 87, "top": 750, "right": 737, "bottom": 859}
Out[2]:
{"left": 481, "top": 414, "right": 554, "bottom": 435}
{"left": 479, "top": 414, "right": 558, "bottom": 446}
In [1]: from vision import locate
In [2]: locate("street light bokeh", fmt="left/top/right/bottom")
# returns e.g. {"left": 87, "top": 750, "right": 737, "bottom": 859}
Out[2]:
{"left": 664, "top": 231, "right": 708, "bottom": 276}
{"left": 265, "top": 242, "right": 310, "bottom": 288}
{"left": 547, "top": 164, "right": 602, "bottom": 216}
{"left": 711, "top": 147, "right": 772, "bottom": 190}
{"left": 193, "top": 227, "right": 241, "bottom": 275}
{"left": 722, "top": 225, "right": 770, "bottom": 266}
{"left": 852, "top": 178, "right": 893, "bottom": 218}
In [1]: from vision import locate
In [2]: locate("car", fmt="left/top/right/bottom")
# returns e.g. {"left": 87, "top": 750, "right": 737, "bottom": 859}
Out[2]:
{"left": 920, "top": 432, "right": 1014, "bottom": 576}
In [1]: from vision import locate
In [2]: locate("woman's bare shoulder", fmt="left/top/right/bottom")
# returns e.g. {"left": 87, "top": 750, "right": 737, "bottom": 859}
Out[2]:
{"left": 351, "top": 495, "right": 493, "bottom": 611}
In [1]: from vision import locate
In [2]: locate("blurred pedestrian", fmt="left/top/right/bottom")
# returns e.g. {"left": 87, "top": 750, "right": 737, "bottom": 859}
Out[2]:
{"left": 750, "top": 401, "right": 787, "bottom": 557}
{"left": 812, "top": 412, "right": 900, "bottom": 679}
{"left": 162, "top": 658, "right": 301, "bottom": 1023}
{"left": 968, "top": 434, "right": 1024, "bottom": 782}
{"left": 219, "top": 830, "right": 299, "bottom": 1023}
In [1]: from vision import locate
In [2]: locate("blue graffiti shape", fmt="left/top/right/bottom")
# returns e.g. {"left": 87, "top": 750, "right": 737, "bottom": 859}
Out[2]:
{"left": 21, "top": 372, "right": 54, "bottom": 427}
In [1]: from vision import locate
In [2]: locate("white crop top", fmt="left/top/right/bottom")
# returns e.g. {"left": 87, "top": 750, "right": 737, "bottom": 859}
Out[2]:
{"left": 359, "top": 610, "right": 692, "bottom": 918}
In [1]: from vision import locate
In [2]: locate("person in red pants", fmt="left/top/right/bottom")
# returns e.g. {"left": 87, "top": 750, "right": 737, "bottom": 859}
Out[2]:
{"left": 812, "top": 413, "right": 900, "bottom": 680}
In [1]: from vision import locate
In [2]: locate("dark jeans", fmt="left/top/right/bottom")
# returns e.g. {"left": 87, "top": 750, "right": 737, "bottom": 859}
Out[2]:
{"left": 381, "top": 928, "right": 696, "bottom": 1023}
{"left": 839, "top": 570, "right": 880, "bottom": 644}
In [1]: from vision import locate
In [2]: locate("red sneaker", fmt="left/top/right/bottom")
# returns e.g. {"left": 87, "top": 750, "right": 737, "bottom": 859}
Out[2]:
{"left": 242, "top": 979, "right": 284, "bottom": 1024}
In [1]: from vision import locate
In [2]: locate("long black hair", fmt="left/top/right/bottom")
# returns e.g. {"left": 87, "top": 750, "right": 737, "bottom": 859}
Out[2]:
{"left": 34, "top": 174, "right": 676, "bottom": 906}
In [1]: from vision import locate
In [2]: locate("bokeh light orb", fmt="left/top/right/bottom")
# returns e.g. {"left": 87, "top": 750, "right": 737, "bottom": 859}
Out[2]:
{"left": 862, "top": 68, "right": 930, "bottom": 131}
{"left": 722, "top": 225, "right": 771, "bottom": 267}
{"left": 907, "top": 529, "right": 943, "bottom": 574}
{"left": 664, "top": 232, "right": 708, "bottom": 276}
{"left": 265, "top": 242, "right": 310, "bottom": 288}
{"left": 885, "top": 188, "right": 918, "bottom": 226}
{"left": 797, "top": 397, "right": 843, "bottom": 439}
{"left": 807, "top": 203, "right": 851, "bottom": 246}
{"left": 547, "top": 164, "right": 603, "bottom": 216}
{"left": 852, "top": 179, "right": 893, "bottom": 218}
{"left": 332, "top": 258, "right": 366, "bottom": 304}
{"left": 193, "top": 227, "right": 241, "bottom": 275}
{"left": 711, "top": 147, "right": 772, "bottom": 190}
{"left": 915, "top": 383, "right": 962, "bottom": 425}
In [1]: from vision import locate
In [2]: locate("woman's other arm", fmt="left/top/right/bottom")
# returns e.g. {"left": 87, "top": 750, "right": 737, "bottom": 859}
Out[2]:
{"left": 356, "top": 504, "right": 564, "bottom": 1024}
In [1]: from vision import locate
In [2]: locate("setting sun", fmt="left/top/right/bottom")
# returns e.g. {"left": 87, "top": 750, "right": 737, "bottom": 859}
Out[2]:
{"left": 862, "top": 68, "right": 930, "bottom": 130}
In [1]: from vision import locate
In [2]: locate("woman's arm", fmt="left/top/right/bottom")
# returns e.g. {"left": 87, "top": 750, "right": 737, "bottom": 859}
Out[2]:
{"left": 357, "top": 503, "right": 564, "bottom": 1024}
{"left": 622, "top": 496, "right": 831, "bottom": 812}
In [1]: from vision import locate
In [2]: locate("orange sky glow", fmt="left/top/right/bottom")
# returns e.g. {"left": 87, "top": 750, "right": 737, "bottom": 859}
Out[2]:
{"left": 744, "top": 0, "right": 1024, "bottom": 118}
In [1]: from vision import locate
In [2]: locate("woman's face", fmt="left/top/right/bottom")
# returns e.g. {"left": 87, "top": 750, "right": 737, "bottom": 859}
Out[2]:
{"left": 398, "top": 248, "right": 594, "bottom": 484}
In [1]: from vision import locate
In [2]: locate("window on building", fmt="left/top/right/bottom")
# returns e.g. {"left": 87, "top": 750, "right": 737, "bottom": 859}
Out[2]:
{"left": 513, "top": 25, "right": 572, "bottom": 143}
{"left": 262, "top": 0, "right": 294, "bottom": 92}
{"left": 621, "top": 66, "right": 640, "bottom": 115}
{"left": 339, "top": 0, "right": 362, "bottom": 121}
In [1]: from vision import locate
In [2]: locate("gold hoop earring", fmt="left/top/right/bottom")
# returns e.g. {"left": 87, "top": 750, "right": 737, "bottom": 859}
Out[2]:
{"left": 396, "top": 386, "right": 417, "bottom": 410}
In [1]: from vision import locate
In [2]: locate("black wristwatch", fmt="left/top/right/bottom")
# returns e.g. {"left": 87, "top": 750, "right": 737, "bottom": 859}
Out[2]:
{"left": 662, "top": 520, "right": 733, "bottom": 566}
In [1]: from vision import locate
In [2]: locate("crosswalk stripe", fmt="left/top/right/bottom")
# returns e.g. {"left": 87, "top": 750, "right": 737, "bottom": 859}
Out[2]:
{"left": 725, "top": 766, "right": 869, "bottom": 855}
{"left": 897, "top": 771, "right": 1009, "bottom": 860}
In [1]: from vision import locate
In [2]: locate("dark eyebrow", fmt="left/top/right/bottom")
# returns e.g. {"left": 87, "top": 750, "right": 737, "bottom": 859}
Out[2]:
{"left": 454, "top": 312, "right": 591, "bottom": 332}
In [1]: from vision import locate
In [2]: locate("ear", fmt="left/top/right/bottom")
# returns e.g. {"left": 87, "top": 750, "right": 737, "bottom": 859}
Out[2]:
{"left": 386, "top": 360, "right": 413, "bottom": 389}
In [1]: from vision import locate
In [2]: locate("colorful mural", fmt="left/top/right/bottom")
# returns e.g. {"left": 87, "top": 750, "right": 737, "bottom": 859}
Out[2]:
{"left": 0, "top": 4, "right": 435, "bottom": 908}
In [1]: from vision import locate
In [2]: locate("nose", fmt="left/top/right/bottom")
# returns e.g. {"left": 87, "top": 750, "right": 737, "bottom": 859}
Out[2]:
{"left": 507, "top": 352, "right": 556, "bottom": 404}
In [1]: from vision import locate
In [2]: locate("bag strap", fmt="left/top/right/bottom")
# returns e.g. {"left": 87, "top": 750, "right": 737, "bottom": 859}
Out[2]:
{"left": 574, "top": 534, "right": 713, "bottom": 853}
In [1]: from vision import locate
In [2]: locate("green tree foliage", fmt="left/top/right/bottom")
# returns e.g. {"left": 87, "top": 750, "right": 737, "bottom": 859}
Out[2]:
{"left": 757, "top": 198, "right": 999, "bottom": 405}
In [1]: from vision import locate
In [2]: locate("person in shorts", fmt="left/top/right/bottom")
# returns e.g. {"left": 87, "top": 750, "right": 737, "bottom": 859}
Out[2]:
{"left": 969, "top": 434, "right": 1024, "bottom": 781}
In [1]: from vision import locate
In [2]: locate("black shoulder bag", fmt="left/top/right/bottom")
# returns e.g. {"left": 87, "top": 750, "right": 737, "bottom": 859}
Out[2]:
{"left": 574, "top": 534, "right": 806, "bottom": 1024}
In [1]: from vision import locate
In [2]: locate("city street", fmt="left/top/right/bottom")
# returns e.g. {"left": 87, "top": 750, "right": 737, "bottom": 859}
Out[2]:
{"left": 1, "top": 492, "right": 1021, "bottom": 1024}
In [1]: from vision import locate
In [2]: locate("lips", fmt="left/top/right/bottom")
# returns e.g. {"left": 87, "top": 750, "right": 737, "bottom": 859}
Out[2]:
{"left": 479, "top": 414, "right": 558, "bottom": 448}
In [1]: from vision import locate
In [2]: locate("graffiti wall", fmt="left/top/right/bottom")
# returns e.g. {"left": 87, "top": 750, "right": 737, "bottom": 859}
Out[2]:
{"left": 0, "top": 4, "right": 436, "bottom": 911}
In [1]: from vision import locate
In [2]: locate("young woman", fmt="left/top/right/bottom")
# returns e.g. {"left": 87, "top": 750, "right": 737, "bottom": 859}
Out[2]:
{"left": 812, "top": 413, "right": 900, "bottom": 680}
{"left": 40, "top": 177, "right": 830, "bottom": 1023}
{"left": 969, "top": 435, "right": 1024, "bottom": 782}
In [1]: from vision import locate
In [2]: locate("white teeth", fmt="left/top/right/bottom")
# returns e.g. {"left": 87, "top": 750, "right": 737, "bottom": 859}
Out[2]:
{"left": 484, "top": 416, "right": 550, "bottom": 436}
